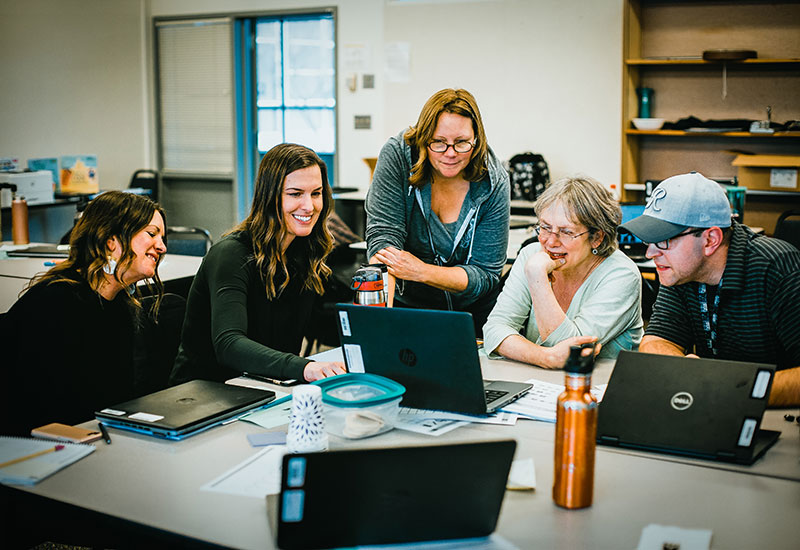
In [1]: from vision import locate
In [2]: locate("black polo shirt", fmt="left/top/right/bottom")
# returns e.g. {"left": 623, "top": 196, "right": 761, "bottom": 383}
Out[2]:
{"left": 645, "top": 222, "right": 800, "bottom": 370}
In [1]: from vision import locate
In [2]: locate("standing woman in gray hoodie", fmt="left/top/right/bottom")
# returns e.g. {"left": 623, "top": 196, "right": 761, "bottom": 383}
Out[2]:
{"left": 366, "top": 88, "right": 510, "bottom": 335}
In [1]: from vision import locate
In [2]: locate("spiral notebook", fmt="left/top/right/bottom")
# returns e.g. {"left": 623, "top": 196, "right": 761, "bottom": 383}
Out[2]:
{"left": 0, "top": 436, "right": 95, "bottom": 486}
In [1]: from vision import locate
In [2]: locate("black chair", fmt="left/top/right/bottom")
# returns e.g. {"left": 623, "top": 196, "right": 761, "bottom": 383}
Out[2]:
{"left": 166, "top": 226, "right": 213, "bottom": 257}
{"left": 129, "top": 169, "right": 160, "bottom": 202}
{"left": 134, "top": 293, "right": 187, "bottom": 394}
{"left": 774, "top": 210, "right": 800, "bottom": 250}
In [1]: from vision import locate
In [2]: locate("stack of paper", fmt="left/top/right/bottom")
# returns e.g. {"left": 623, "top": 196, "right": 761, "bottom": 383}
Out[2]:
{"left": 0, "top": 436, "right": 95, "bottom": 486}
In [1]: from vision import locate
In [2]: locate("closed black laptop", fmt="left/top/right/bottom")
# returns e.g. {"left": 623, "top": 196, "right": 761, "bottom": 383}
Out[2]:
{"left": 598, "top": 350, "right": 779, "bottom": 465}
{"left": 336, "top": 304, "right": 531, "bottom": 415}
{"left": 275, "top": 439, "right": 516, "bottom": 549}
{"left": 95, "top": 380, "right": 275, "bottom": 440}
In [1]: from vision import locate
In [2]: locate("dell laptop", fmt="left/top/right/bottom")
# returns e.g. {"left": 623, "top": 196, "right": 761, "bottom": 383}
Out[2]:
{"left": 597, "top": 350, "right": 779, "bottom": 465}
{"left": 336, "top": 304, "right": 531, "bottom": 415}
{"left": 95, "top": 380, "right": 275, "bottom": 440}
{"left": 274, "top": 439, "right": 516, "bottom": 549}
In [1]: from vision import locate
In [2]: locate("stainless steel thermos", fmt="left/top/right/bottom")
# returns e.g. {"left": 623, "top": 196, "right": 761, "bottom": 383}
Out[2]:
{"left": 351, "top": 265, "right": 386, "bottom": 307}
{"left": 553, "top": 344, "right": 598, "bottom": 509}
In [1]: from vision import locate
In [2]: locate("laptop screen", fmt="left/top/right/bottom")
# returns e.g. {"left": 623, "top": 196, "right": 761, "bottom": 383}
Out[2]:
{"left": 618, "top": 203, "right": 646, "bottom": 245}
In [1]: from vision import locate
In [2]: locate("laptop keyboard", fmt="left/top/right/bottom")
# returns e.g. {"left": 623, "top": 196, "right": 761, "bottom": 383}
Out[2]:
{"left": 485, "top": 389, "right": 509, "bottom": 404}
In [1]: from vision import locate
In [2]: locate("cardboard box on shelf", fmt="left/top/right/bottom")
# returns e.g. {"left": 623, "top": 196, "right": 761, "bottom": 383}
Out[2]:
{"left": 731, "top": 154, "right": 800, "bottom": 193}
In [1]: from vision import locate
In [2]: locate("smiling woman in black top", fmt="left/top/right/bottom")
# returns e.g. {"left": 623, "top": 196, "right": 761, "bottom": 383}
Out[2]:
{"left": 1, "top": 191, "right": 167, "bottom": 435}
{"left": 170, "top": 143, "right": 347, "bottom": 385}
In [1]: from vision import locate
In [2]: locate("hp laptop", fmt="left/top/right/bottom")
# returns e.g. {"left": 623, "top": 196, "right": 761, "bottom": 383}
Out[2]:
{"left": 336, "top": 304, "right": 531, "bottom": 415}
{"left": 617, "top": 203, "right": 648, "bottom": 261}
{"left": 597, "top": 350, "right": 779, "bottom": 465}
{"left": 273, "top": 439, "right": 516, "bottom": 549}
{"left": 95, "top": 380, "right": 275, "bottom": 440}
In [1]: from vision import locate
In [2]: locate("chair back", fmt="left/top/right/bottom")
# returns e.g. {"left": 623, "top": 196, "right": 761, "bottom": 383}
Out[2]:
{"left": 129, "top": 169, "right": 160, "bottom": 202}
{"left": 166, "top": 226, "right": 213, "bottom": 257}
{"left": 774, "top": 210, "right": 800, "bottom": 250}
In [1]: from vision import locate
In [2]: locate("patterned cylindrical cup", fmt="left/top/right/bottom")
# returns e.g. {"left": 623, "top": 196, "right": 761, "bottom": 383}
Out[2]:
{"left": 286, "top": 385, "right": 329, "bottom": 453}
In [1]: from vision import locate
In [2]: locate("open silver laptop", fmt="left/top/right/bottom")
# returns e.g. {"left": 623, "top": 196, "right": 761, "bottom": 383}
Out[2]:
{"left": 336, "top": 304, "right": 531, "bottom": 415}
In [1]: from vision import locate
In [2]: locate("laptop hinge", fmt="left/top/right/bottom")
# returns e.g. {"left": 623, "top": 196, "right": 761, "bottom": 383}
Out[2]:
{"left": 598, "top": 435, "right": 619, "bottom": 443}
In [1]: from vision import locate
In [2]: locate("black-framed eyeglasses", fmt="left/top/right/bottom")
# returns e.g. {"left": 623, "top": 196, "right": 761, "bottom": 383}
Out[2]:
{"left": 650, "top": 228, "right": 707, "bottom": 250}
{"left": 534, "top": 223, "right": 590, "bottom": 242}
{"left": 428, "top": 140, "right": 475, "bottom": 154}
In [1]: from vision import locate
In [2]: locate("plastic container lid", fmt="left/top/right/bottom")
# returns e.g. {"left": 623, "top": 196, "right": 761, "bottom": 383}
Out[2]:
{"left": 315, "top": 373, "right": 405, "bottom": 408}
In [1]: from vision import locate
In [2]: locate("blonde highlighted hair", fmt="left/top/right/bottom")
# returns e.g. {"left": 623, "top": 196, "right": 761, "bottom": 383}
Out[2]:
{"left": 533, "top": 175, "right": 621, "bottom": 258}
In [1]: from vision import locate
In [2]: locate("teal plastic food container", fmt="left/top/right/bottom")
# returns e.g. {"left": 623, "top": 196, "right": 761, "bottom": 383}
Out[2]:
{"left": 314, "top": 373, "right": 405, "bottom": 439}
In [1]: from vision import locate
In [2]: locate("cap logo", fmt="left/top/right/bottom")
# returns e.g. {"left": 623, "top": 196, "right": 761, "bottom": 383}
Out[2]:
{"left": 646, "top": 187, "right": 667, "bottom": 212}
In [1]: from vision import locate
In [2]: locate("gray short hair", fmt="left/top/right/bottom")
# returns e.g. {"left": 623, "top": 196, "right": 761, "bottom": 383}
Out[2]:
{"left": 533, "top": 175, "right": 621, "bottom": 257}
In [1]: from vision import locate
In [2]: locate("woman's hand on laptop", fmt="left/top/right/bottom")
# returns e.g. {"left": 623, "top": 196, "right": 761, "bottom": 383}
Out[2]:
{"left": 304, "top": 361, "right": 347, "bottom": 382}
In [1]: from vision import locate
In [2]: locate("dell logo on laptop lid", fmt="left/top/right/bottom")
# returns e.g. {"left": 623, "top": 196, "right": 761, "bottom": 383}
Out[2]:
{"left": 670, "top": 392, "right": 694, "bottom": 410}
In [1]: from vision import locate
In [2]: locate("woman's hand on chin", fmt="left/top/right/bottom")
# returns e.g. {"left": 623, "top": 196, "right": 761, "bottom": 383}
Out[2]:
{"left": 303, "top": 361, "right": 347, "bottom": 382}
{"left": 525, "top": 250, "right": 564, "bottom": 286}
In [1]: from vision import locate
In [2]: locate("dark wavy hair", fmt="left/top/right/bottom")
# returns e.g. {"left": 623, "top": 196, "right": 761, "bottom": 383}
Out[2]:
{"left": 231, "top": 143, "right": 334, "bottom": 299}
{"left": 29, "top": 190, "right": 166, "bottom": 315}
{"left": 403, "top": 88, "right": 489, "bottom": 187}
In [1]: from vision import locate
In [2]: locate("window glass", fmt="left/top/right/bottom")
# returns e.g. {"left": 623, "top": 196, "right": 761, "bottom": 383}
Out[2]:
{"left": 254, "top": 14, "right": 335, "bottom": 169}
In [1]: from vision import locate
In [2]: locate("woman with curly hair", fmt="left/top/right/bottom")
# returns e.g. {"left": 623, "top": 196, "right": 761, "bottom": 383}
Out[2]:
{"left": 170, "top": 143, "right": 346, "bottom": 385}
{"left": 1, "top": 190, "right": 167, "bottom": 435}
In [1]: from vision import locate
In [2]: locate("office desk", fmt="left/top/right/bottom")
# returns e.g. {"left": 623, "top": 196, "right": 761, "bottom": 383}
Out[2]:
{"left": 3, "top": 352, "right": 798, "bottom": 549}
{"left": 0, "top": 253, "right": 203, "bottom": 313}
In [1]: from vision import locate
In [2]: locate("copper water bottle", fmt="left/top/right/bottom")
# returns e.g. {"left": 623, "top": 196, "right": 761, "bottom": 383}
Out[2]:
{"left": 11, "top": 196, "right": 30, "bottom": 245}
{"left": 553, "top": 344, "right": 598, "bottom": 509}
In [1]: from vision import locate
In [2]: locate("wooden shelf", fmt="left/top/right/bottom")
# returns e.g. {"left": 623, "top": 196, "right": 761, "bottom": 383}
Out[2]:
{"left": 625, "top": 130, "right": 800, "bottom": 138}
{"left": 626, "top": 58, "right": 800, "bottom": 66}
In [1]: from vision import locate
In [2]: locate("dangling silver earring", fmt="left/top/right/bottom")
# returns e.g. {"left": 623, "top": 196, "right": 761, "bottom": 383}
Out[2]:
{"left": 125, "top": 284, "right": 136, "bottom": 296}
{"left": 591, "top": 248, "right": 599, "bottom": 255}
{"left": 103, "top": 257, "right": 117, "bottom": 275}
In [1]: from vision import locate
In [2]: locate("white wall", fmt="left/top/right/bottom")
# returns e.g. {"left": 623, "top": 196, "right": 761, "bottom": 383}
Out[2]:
{"left": 1, "top": 0, "right": 623, "bottom": 226}
{"left": 383, "top": 0, "right": 623, "bottom": 190}
{"left": 0, "top": 0, "right": 148, "bottom": 190}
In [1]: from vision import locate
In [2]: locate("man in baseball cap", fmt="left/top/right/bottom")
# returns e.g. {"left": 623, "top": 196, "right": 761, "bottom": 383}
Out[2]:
{"left": 622, "top": 172, "right": 800, "bottom": 407}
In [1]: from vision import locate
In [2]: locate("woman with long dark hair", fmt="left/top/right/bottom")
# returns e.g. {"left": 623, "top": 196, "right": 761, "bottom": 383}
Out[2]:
{"left": 1, "top": 190, "right": 167, "bottom": 435}
{"left": 170, "top": 143, "right": 346, "bottom": 385}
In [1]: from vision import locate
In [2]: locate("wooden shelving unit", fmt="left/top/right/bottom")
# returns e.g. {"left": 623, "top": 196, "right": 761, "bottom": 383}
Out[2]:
{"left": 620, "top": 0, "right": 800, "bottom": 231}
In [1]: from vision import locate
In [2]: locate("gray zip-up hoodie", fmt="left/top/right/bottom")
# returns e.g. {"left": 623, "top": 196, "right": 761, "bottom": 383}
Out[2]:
{"left": 365, "top": 129, "right": 510, "bottom": 311}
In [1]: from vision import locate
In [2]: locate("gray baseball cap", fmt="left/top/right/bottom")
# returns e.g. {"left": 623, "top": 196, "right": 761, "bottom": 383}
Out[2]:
{"left": 620, "top": 172, "right": 732, "bottom": 243}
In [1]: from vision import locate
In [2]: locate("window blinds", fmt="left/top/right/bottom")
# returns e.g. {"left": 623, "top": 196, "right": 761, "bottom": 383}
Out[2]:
{"left": 157, "top": 19, "right": 233, "bottom": 175}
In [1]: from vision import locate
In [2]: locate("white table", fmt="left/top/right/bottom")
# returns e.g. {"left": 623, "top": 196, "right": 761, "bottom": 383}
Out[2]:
{"left": 0, "top": 252, "right": 202, "bottom": 313}
{"left": 4, "top": 351, "right": 799, "bottom": 549}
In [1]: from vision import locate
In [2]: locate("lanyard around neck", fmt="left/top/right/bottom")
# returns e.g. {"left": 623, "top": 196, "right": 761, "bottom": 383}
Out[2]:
{"left": 413, "top": 187, "right": 476, "bottom": 264}
{"left": 698, "top": 278, "right": 722, "bottom": 356}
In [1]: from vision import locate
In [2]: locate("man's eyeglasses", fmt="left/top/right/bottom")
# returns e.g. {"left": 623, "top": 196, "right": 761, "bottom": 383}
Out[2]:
{"left": 428, "top": 140, "right": 475, "bottom": 154}
{"left": 534, "top": 223, "right": 590, "bottom": 241}
{"left": 650, "top": 228, "right": 707, "bottom": 250}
